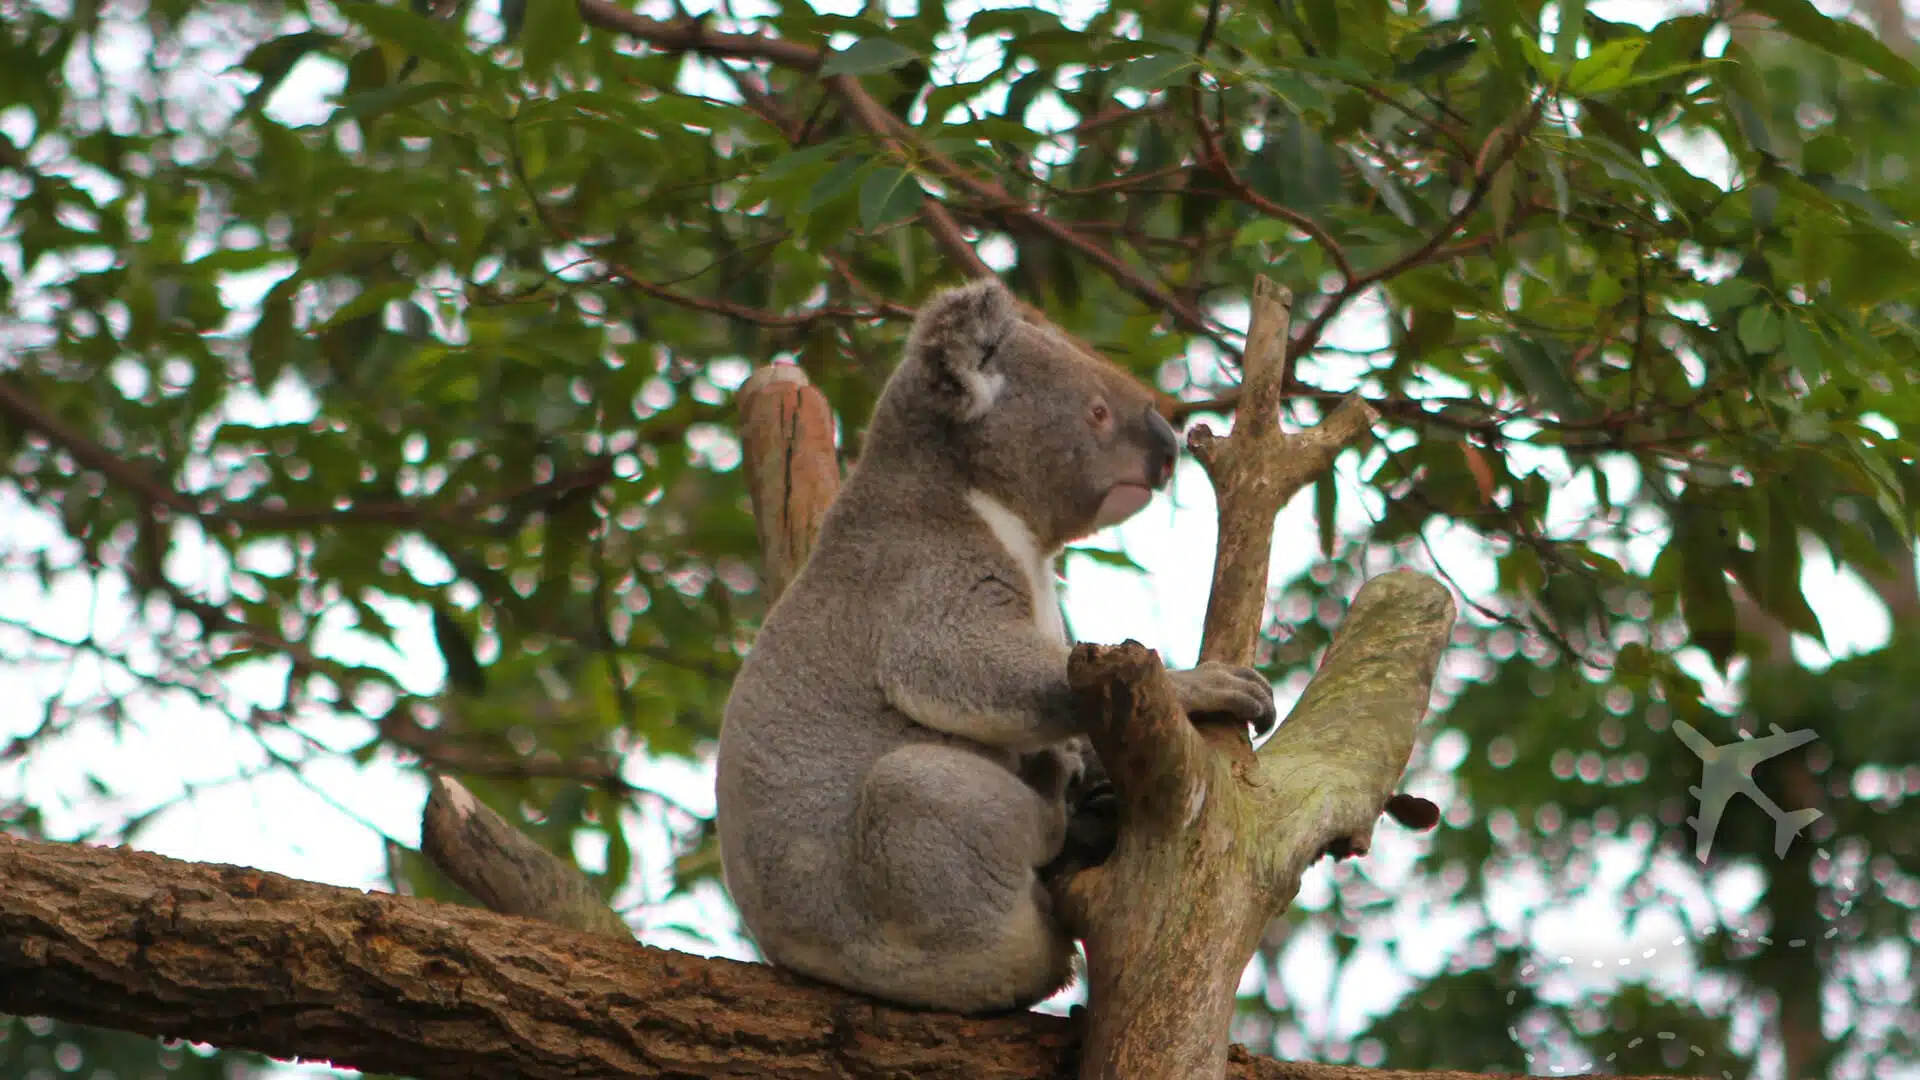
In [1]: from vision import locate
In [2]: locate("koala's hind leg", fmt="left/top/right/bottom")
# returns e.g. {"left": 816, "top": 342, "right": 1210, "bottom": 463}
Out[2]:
{"left": 848, "top": 744, "right": 1078, "bottom": 1013}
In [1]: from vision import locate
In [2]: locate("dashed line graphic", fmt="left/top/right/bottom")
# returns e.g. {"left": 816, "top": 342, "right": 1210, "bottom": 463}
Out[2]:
{"left": 1506, "top": 866, "right": 1855, "bottom": 1077}
{"left": 1503, "top": 721, "right": 1841, "bottom": 1075}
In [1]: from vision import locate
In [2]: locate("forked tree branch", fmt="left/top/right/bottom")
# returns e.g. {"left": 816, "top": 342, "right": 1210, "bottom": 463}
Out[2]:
{"left": 1057, "top": 277, "right": 1456, "bottom": 1080}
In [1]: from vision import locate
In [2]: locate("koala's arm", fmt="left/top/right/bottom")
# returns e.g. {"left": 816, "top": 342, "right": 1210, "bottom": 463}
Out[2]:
{"left": 877, "top": 574, "right": 1079, "bottom": 752}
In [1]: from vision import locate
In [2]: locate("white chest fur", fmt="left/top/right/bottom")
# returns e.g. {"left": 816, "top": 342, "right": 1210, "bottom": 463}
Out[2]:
{"left": 966, "top": 490, "right": 1068, "bottom": 645}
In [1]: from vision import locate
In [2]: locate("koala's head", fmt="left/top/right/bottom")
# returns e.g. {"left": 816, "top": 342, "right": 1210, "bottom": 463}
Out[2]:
{"left": 863, "top": 277, "right": 1181, "bottom": 550}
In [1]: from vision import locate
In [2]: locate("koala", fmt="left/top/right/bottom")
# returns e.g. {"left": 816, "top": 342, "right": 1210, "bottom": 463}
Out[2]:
{"left": 714, "top": 278, "right": 1278, "bottom": 1015}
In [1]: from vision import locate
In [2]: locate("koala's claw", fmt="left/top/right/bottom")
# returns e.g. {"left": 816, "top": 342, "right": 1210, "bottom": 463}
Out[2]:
{"left": 1041, "top": 783, "right": 1119, "bottom": 888}
{"left": 1169, "top": 662, "right": 1278, "bottom": 737}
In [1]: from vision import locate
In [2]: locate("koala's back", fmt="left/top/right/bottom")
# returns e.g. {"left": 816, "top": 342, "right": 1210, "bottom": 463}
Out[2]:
{"left": 716, "top": 483, "right": 1002, "bottom": 969}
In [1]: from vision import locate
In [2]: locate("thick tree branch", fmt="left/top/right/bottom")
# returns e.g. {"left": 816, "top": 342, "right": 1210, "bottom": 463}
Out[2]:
{"left": 0, "top": 833, "right": 1687, "bottom": 1080}
{"left": 0, "top": 833, "right": 1070, "bottom": 1079}
{"left": 1055, "top": 276, "right": 1452, "bottom": 1080}
{"left": 1062, "top": 574, "right": 1454, "bottom": 1079}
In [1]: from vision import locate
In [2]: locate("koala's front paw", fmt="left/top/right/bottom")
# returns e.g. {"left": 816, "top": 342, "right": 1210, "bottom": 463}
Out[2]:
{"left": 1168, "top": 662, "right": 1278, "bottom": 737}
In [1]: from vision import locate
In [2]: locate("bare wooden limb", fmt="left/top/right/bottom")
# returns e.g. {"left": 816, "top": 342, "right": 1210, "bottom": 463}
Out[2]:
{"left": 1058, "top": 275, "right": 1456, "bottom": 1080}
{"left": 738, "top": 363, "right": 843, "bottom": 605}
{"left": 420, "top": 774, "right": 631, "bottom": 940}
{"left": 1063, "top": 575, "right": 1453, "bottom": 1080}
{"left": 1, "top": 832, "right": 1682, "bottom": 1080}
{"left": 0, "top": 833, "right": 1074, "bottom": 1079}
{"left": 1186, "top": 280, "right": 1381, "bottom": 667}
{"left": 3, "top": 831, "right": 1700, "bottom": 1080}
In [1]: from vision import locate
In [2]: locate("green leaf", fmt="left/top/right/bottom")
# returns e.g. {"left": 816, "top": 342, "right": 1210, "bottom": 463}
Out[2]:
{"left": 193, "top": 247, "right": 293, "bottom": 276}
{"left": 1840, "top": 441, "right": 1912, "bottom": 544}
{"left": 1567, "top": 38, "right": 1645, "bottom": 94}
{"left": 1066, "top": 546, "right": 1145, "bottom": 573}
{"left": 433, "top": 606, "right": 487, "bottom": 695}
{"left": 1315, "top": 477, "right": 1337, "bottom": 558}
{"left": 1738, "top": 0, "right": 1920, "bottom": 85}
{"left": 521, "top": 0, "right": 583, "bottom": 80}
{"left": 818, "top": 37, "right": 920, "bottom": 77}
{"left": 1607, "top": 58, "right": 1721, "bottom": 92}
{"left": 336, "top": 79, "right": 462, "bottom": 122}
{"left": 1479, "top": 0, "right": 1529, "bottom": 78}
{"left": 1678, "top": 546, "right": 1736, "bottom": 672}
{"left": 1515, "top": 26, "right": 1563, "bottom": 81}
{"left": 1396, "top": 39, "right": 1478, "bottom": 81}
{"left": 1114, "top": 52, "right": 1192, "bottom": 90}
{"left": 1802, "top": 133, "right": 1852, "bottom": 174}
{"left": 1781, "top": 316, "right": 1824, "bottom": 382}
{"left": 800, "top": 157, "right": 867, "bottom": 214}
{"left": 1587, "top": 271, "right": 1624, "bottom": 308}
{"left": 1303, "top": 0, "right": 1341, "bottom": 54}
{"left": 1233, "top": 219, "right": 1295, "bottom": 249}
{"left": 1831, "top": 229, "right": 1920, "bottom": 307}
{"left": 240, "top": 31, "right": 336, "bottom": 111}
{"left": 1759, "top": 491, "right": 1823, "bottom": 642}
{"left": 1504, "top": 338, "right": 1590, "bottom": 420}
{"left": 758, "top": 140, "right": 850, "bottom": 180}
{"left": 340, "top": 3, "right": 475, "bottom": 81}
{"left": 601, "top": 807, "right": 633, "bottom": 900}
{"left": 249, "top": 276, "right": 297, "bottom": 391}
{"left": 1388, "top": 267, "right": 1481, "bottom": 312}
{"left": 311, "top": 279, "right": 417, "bottom": 335}
{"left": 1737, "top": 303, "right": 1783, "bottom": 354}
{"left": 500, "top": 0, "right": 527, "bottom": 42}
{"left": 1554, "top": 0, "right": 1589, "bottom": 66}
{"left": 1489, "top": 160, "right": 1517, "bottom": 237}
{"left": 1404, "top": 307, "right": 1455, "bottom": 359}
{"left": 858, "top": 166, "right": 923, "bottom": 231}
{"left": 737, "top": 140, "right": 853, "bottom": 208}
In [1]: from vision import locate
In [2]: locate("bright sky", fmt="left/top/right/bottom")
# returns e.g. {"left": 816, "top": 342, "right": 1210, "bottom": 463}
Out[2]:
{"left": 1, "top": 0, "right": 1912, "bottom": 1074}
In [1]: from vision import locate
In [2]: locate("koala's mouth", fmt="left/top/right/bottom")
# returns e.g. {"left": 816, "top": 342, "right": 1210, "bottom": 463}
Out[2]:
{"left": 1092, "top": 483, "right": 1155, "bottom": 529}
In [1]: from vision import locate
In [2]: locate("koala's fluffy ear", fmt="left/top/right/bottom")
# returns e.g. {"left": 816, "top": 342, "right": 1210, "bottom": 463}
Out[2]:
{"left": 907, "top": 278, "right": 1020, "bottom": 421}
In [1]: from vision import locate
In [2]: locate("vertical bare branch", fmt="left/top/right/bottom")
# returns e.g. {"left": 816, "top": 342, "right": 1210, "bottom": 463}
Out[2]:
{"left": 1062, "top": 276, "right": 1452, "bottom": 1080}
{"left": 737, "top": 363, "right": 844, "bottom": 604}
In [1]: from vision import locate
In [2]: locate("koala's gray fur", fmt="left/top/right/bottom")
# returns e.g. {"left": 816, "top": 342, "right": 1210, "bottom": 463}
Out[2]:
{"left": 715, "top": 278, "right": 1277, "bottom": 1014}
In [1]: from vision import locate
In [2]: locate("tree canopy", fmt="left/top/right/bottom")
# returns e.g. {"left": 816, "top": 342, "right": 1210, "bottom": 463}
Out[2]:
{"left": 1, "top": 0, "right": 1916, "bottom": 1073}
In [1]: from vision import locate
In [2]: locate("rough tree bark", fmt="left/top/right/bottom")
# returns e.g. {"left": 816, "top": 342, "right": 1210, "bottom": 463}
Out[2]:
{"left": 736, "top": 362, "right": 844, "bottom": 605}
{"left": 0, "top": 286, "right": 1677, "bottom": 1080}
{"left": 1055, "top": 279, "right": 1453, "bottom": 1080}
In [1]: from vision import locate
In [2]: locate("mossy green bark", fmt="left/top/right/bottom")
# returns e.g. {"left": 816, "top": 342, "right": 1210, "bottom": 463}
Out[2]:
{"left": 1058, "top": 279, "right": 1456, "bottom": 1080}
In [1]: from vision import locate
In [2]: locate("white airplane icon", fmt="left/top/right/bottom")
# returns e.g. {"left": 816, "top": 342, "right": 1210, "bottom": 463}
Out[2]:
{"left": 1673, "top": 719, "right": 1824, "bottom": 863}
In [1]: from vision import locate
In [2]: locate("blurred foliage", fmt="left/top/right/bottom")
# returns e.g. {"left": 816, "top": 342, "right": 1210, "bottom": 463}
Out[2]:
{"left": 0, "top": 1015, "right": 280, "bottom": 1080}
{"left": 1, "top": 0, "right": 1916, "bottom": 1074}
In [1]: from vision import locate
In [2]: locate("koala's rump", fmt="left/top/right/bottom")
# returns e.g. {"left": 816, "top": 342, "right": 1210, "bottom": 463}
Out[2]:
{"left": 715, "top": 613, "right": 1026, "bottom": 963}
{"left": 714, "top": 601, "right": 892, "bottom": 942}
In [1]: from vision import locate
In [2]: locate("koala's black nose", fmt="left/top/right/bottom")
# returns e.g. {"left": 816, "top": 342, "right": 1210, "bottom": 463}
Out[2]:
{"left": 1144, "top": 405, "right": 1180, "bottom": 488}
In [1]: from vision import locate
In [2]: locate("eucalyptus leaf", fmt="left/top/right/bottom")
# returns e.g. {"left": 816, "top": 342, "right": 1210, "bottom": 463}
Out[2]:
{"left": 819, "top": 37, "right": 920, "bottom": 77}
